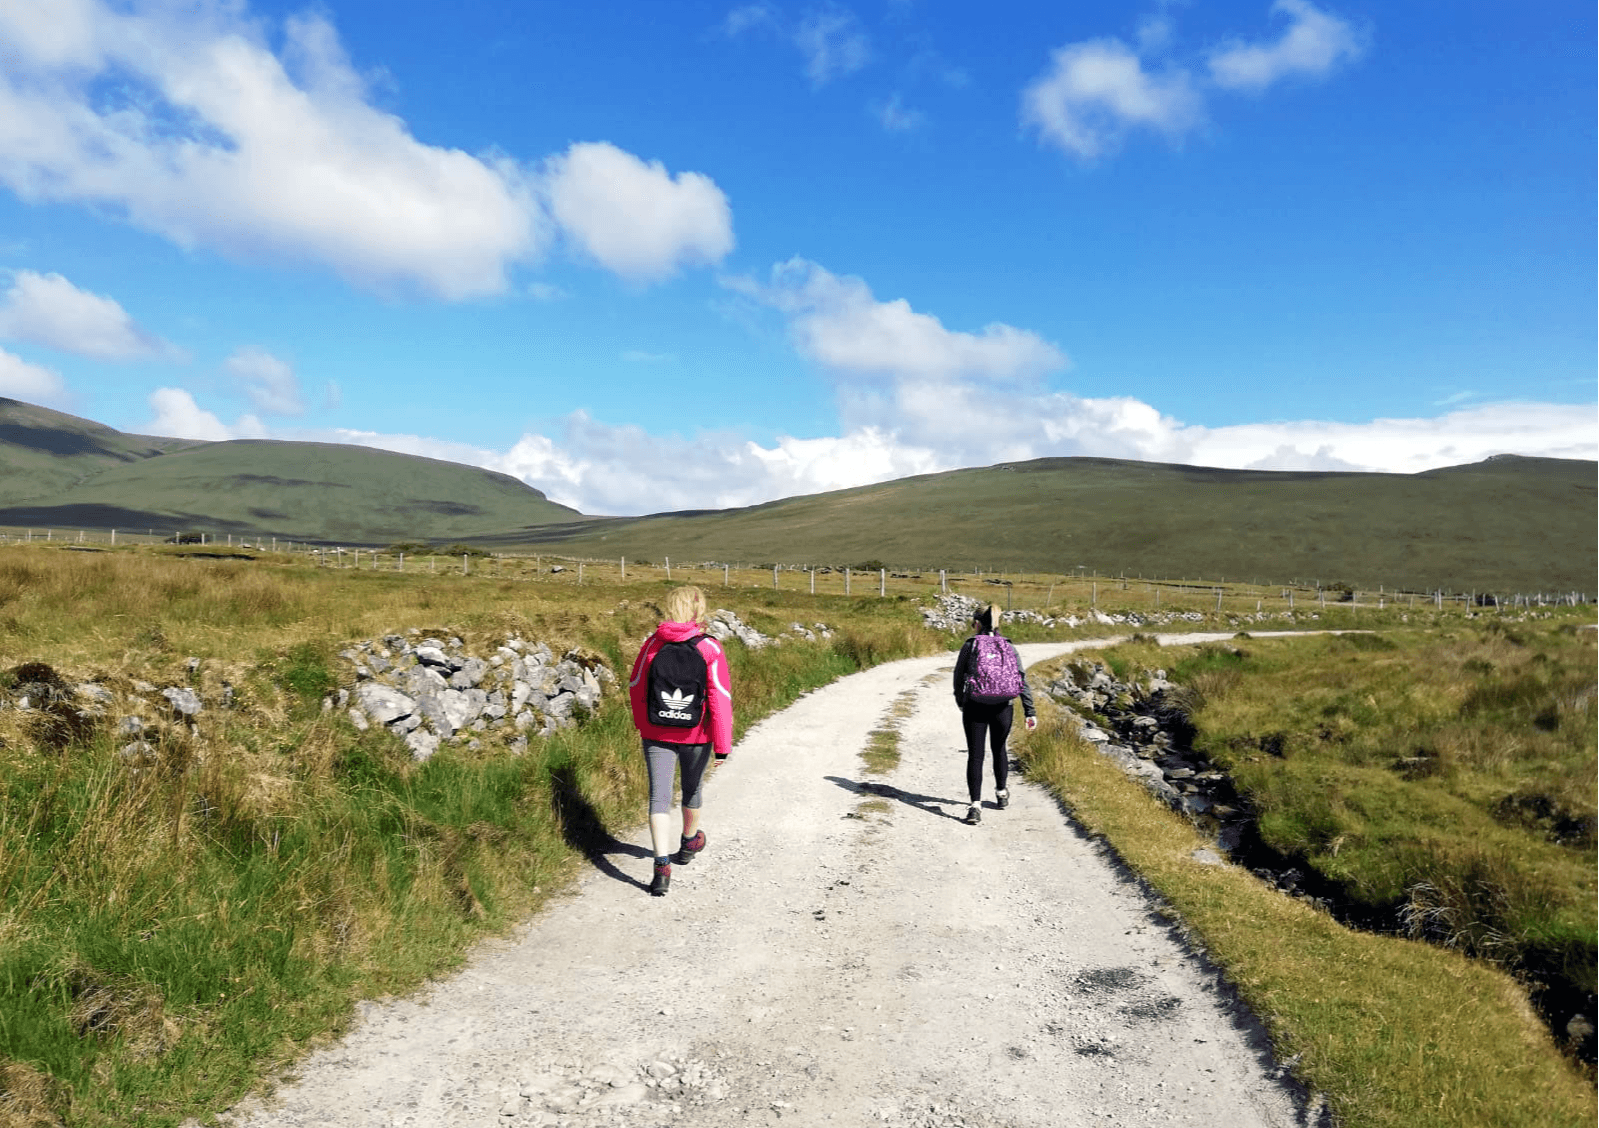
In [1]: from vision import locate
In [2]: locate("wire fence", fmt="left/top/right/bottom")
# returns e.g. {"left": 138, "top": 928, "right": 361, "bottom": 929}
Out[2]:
{"left": 2, "top": 524, "right": 1588, "bottom": 617}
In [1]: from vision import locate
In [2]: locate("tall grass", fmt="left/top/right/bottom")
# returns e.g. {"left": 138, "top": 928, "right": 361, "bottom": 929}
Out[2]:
{"left": 1015, "top": 658, "right": 1596, "bottom": 1128}
{"left": 0, "top": 548, "right": 939, "bottom": 1127}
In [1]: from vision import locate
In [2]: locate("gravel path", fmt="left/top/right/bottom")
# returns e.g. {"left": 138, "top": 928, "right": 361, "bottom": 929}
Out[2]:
{"left": 216, "top": 639, "right": 1318, "bottom": 1128}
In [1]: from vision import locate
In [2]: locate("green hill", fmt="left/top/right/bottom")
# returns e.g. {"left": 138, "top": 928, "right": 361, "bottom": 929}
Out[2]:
{"left": 487, "top": 455, "right": 1597, "bottom": 596}
{"left": 1, "top": 399, "right": 1589, "bottom": 593}
{"left": 0, "top": 402, "right": 581, "bottom": 544}
{"left": 0, "top": 397, "right": 198, "bottom": 504}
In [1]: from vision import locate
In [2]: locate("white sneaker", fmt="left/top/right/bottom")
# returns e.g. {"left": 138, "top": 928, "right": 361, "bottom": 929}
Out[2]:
{"left": 996, "top": 789, "right": 1009, "bottom": 810}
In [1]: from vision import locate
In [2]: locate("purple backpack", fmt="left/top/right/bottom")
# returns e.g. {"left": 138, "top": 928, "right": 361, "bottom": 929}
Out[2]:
{"left": 966, "top": 634, "right": 1022, "bottom": 703}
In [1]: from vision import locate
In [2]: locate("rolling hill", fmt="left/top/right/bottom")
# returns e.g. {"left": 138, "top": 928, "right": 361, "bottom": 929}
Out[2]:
{"left": 0, "top": 400, "right": 581, "bottom": 543}
{"left": 0, "top": 398, "right": 1590, "bottom": 593}
{"left": 485, "top": 455, "right": 1597, "bottom": 596}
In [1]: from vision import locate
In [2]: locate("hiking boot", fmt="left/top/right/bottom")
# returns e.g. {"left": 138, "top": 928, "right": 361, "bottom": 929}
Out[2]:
{"left": 996, "top": 789, "right": 1009, "bottom": 810}
{"left": 965, "top": 804, "right": 981, "bottom": 825}
{"left": 673, "top": 830, "right": 706, "bottom": 865}
{"left": 650, "top": 860, "right": 671, "bottom": 896}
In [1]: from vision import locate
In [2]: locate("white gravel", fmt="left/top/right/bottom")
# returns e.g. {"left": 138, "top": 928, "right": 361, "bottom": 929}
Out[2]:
{"left": 215, "top": 638, "right": 1323, "bottom": 1128}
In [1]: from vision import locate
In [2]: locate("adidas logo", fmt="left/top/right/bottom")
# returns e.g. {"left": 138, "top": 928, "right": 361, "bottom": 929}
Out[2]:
{"left": 657, "top": 687, "right": 697, "bottom": 721}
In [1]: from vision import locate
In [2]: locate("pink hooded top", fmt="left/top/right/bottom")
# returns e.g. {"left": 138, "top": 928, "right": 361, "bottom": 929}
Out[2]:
{"left": 628, "top": 620, "right": 734, "bottom": 758}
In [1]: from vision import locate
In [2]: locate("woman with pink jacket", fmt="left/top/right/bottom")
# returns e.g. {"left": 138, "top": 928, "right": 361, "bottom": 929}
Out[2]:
{"left": 627, "top": 585, "right": 734, "bottom": 896}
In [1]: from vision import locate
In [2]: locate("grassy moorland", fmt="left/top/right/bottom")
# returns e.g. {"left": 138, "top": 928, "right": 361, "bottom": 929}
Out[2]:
{"left": 0, "top": 542, "right": 1590, "bottom": 1127}
{"left": 0, "top": 399, "right": 581, "bottom": 545}
{"left": 0, "top": 545, "right": 941, "bottom": 1127}
{"left": 0, "top": 400, "right": 1591, "bottom": 595}
{"left": 1016, "top": 620, "right": 1597, "bottom": 1128}
{"left": 496, "top": 454, "right": 1598, "bottom": 595}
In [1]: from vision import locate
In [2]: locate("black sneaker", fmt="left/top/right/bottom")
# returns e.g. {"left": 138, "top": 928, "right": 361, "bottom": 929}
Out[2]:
{"left": 650, "top": 860, "right": 671, "bottom": 896}
{"left": 996, "top": 790, "right": 1009, "bottom": 810}
{"left": 673, "top": 830, "right": 706, "bottom": 865}
{"left": 965, "top": 804, "right": 981, "bottom": 825}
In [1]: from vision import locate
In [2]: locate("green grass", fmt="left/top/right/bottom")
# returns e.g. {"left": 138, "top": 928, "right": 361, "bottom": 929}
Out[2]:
{"left": 0, "top": 401, "right": 581, "bottom": 544}
{"left": 492, "top": 453, "right": 1597, "bottom": 595}
{"left": 1015, "top": 652, "right": 1596, "bottom": 1128}
{"left": 1160, "top": 627, "right": 1597, "bottom": 1003}
{"left": 0, "top": 547, "right": 941, "bottom": 1127}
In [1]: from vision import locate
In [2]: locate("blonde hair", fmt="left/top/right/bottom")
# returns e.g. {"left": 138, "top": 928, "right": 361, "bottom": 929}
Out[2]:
{"left": 662, "top": 585, "right": 707, "bottom": 625}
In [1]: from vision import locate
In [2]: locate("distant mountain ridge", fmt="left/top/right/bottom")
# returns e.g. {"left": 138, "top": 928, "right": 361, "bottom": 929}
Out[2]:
{"left": 0, "top": 398, "right": 1591, "bottom": 593}
{"left": 0, "top": 398, "right": 582, "bottom": 543}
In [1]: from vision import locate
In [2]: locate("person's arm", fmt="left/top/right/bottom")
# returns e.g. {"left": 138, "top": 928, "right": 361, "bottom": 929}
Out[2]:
{"left": 702, "top": 637, "right": 734, "bottom": 759}
{"left": 627, "top": 635, "right": 657, "bottom": 731}
{"left": 952, "top": 639, "right": 972, "bottom": 708}
{"left": 1011, "top": 640, "right": 1038, "bottom": 728}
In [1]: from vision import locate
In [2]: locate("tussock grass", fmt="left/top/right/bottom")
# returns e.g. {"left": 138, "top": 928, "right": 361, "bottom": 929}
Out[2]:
{"left": 1015, "top": 667, "right": 1596, "bottom": 1128}
{"left": 0, "top": 548, "right": 940, "bottom": 1126}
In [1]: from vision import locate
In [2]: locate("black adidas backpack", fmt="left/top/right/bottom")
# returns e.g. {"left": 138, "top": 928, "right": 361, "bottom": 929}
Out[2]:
{"left": 646, "top": 634, "right": 709, "bottom": 728}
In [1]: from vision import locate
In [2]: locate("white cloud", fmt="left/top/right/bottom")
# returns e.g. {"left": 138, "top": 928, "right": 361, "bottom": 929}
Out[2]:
{"left": 794, "top": 9, "right": 871, "bottom": 87}
{"left": 225, "top": 347, "right": 303, "bottom": 416}
{"left": 1021, "top": 38, "right": 1202, "bottom": 159}
{"left": 875, "top": 93, "right": 924, "bottom": 132}
{"left": 544, "top": 142, "right": 735, "bottom": 283}
{"left": 144, "top": 387, "right": 265, "bottom": 441}
{"left": 723, "top": 3, "right": 779, "bottom": 36}
{"left": 731, "top": 258, "right": 1066, "bottom": 383}
{"left": 0, "top": 2, "right": 541, "bottom": 300}
{"left": 526, "top": 281, "right": 567, "bottom": 301}
{"left": 0, "top": 346, "right": 70, "bottom": 404}
{"left": 0, "top": 270, "right": 175, "bottom": 360}
{"left": 1209, "top": 0, "right": 1363, "bottom": 92}
{"left": 0, "top": 2, "right": 736, "bottom": 297}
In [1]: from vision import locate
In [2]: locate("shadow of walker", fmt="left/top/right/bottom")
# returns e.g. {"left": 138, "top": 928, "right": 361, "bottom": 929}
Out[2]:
{"left": 549, "top": 762, "right": 652, "bottom": 892}
{"left": 824, "top": 775, "right": 966, "bottom": 821}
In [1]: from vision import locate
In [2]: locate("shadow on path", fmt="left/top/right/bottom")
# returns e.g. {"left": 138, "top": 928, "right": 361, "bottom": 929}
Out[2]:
{"left": 549, "top": 763, "right": 651, "bottom": 893}
{"left": 825, "top": 774, "right": 966, "bottom": 821}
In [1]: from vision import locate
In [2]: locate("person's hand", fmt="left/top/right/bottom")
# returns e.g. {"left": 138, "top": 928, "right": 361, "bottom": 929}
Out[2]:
{"left": 714, "top": 752, "right": 728, "bottom": 763}
{"left": 1025, "top": 715, "right": 1038, "bottom": 731}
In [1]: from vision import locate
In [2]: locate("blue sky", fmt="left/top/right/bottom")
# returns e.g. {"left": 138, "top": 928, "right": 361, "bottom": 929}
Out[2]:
{"left": 0, "top": 0, "right": 1592, "bottom": 514}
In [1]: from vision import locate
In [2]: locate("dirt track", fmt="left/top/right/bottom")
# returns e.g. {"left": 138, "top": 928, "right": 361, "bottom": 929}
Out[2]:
{"left": 216, "top": 639, "right": 1321, "bottom": 1128}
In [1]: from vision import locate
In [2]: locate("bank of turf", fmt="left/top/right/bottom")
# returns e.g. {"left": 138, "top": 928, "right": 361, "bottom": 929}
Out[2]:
{"left": 1016, "top": 618, "right": 1596, "bottom": 1128}
{"left": 0, "top": 547, "right": 940, "bottom": 1127}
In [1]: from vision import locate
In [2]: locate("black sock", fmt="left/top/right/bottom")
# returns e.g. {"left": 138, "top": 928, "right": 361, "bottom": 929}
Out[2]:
{"left": 655, "top": 856, "right": 671, "bottom": 866}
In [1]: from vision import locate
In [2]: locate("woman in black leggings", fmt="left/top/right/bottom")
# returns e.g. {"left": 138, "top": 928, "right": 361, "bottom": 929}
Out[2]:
{"left": 952, "top": 604, "right": 1036, "bottom": 825}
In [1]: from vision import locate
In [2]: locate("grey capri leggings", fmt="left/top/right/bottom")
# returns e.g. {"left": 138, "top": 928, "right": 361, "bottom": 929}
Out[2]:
{"left": 643, "top": 740, "right": 712, "bottom": 815}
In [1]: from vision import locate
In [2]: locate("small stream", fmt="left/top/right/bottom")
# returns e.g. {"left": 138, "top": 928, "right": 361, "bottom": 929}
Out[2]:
{"left": 1038, "top": 658, "right": 1597, "bottom": 1069}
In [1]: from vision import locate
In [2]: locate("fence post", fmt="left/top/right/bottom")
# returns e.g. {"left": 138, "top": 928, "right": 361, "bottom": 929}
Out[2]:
{"left": 621, "top": 556, "right": 626, "bottom": 580}
{"left": 1289, "top": 590, "right": 1294, "bottom": 610}
{"left": 579, "top": 563, "right": 584, "bottom": 585}
{"left": 773, "top": 565, "right": 779, "bottom": 590}
{"left": 1091, "top": 581, "right": 1097, "bottom": 607}
{"left": 810, "top": 570, "right": 815, "bottom": 594}
{"left": 666, "top": 556, "right": 671, "bottom": 580}
{"left": 399, "top": 553, "right": 404, "bottom": 572}
{"left": 940, "top": 569, "right": 947, "bottom": 593}
{"left": 1215, "top": 588, "right": 1222, "bottom": 612}
{"left": 845, "top": 568, "right": 851, "bottom": 596}
{"left": 111, "top": 529, "right": 116, "bottom": 545}
{"left": 463, "top": 554, "right": 469, "bottom": 575}
{"left": 723, "top": 564, "right": 729, "bottom": 586}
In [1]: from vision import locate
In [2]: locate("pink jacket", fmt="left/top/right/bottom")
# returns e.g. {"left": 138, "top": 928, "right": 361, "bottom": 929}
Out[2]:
{"left": 628, "top": 621, "right": 734, "bottom": 758}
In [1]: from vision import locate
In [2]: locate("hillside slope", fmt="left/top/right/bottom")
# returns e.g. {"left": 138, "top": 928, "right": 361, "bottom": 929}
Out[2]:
{"left": 0, "top": 397, "right": 199, "bottom": 504}
{"left": 0, "top": 433, "right": 582, "bottom": 544}
{"left": 494, "top": 455, "right": 1597, "bottom": 595}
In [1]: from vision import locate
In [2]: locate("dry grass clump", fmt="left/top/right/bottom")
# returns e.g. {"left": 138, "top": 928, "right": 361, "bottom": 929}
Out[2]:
{"left": 0, "top": 1060, "right": 59, "bottom": 1128}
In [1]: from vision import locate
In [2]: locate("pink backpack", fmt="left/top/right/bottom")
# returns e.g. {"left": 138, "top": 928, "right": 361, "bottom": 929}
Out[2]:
{"left": 965, "top": 634, "right": 1022, "bottom": 703}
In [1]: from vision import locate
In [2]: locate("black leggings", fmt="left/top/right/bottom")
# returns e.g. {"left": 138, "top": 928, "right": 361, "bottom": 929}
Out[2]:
{"left": 961, "top": 700, "right": 1013, "bottom": 803}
